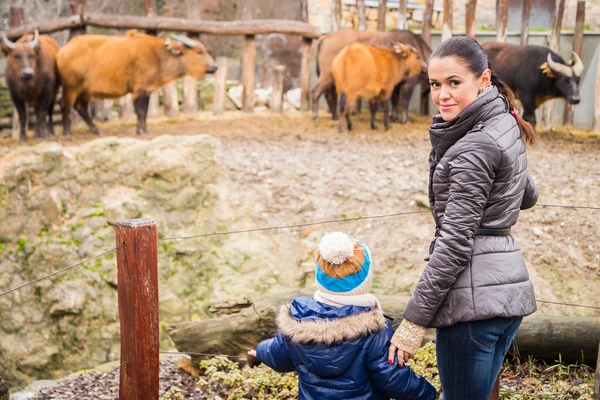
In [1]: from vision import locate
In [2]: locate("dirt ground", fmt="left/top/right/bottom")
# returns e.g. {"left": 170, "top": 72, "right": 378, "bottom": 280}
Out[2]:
{"left": 1, "top": 110, "right": 599, "bottom": 317}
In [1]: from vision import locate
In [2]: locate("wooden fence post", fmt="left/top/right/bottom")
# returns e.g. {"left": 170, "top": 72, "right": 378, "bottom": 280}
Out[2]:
{"left": 93, "top": 99, "right": 114, "bottom": 122}
{"left": 397, "top": 0, "right": 408, "bottom": 30}
{"left": 564, "top": 0, "right": 585, "bottom": 127}
{"left": 521, "top": 0, "right": 533, "bottom": 45}
{"left": 331, "top": 0, "right": 342, "bottom": 31}
{"left": 594, "top": 340, "right": 600, "bottom": 399}
{"left": 116, "top": 219, "right": 159, "bottom": 400}
{"left": 213, "top": 57, "right": 229, "bottom": 115}
{"left": 119, "top": 94, "right": 134, "bottom": 120}
{"left": 242, "top": 35, "right": 256, "bottom": 112}
{"left": 181, "top": 0, "right": 201, "bottom": 115}
{"left": 465, "top": 0, "right": 477, "bottom": 39}
{"left": 9, "top": 7, "right": 24, "bottom": 141}
{"left": 377, "top": 0, "right": 387, "bottom": 31}
{"left": 496, "top": 0, "right": 508, "bottom": 42}
{"left": 300, "top": 37, "right": 312, "bottom": 111}
{"left": 144, "top": 0, "right": 160, "bottom": 119}
{"left": 422, "top": 0, "right": 434, "bottom": 46}
{"left": 541, "top": 0, "right": 566, "bottom": 130}
{"left": 270, "top": 65, "right": 286, "bottom": 113}
{"left": 68, "top": 0, "right": 86, "bottom": 38}
{"left": 357, "top": 0, "right": 367, "bottom": 31}
{"left": 442, "top": 0, "right": 453, "bottom": 42}
{"left": 594, "top": 44, "right": 600, "bottom": 131}
{"left": 301, "top": 0, "right": 309, "bottom": 22}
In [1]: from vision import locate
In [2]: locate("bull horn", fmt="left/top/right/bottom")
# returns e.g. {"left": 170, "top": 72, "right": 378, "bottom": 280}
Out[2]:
{"left": 405, "top": 44, "right": 418, "bottom": 54}
{"left": 546, "top": 52, "right": 572, "bottom": 77}
{"left": 1, "top": 32, "right": 16, "bottom": 50}
{"left": 571, "top": 51, "right": 584, "bottom": 77}
{"left": 171, "top": 34, "right": 196, "bottom": 48}
{"left": 28, "top": 30, "right": 40, "bottom": 49}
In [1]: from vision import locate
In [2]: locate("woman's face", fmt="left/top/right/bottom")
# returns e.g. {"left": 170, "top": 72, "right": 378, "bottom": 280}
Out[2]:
{"left": 428, "top": 56, "right": 491, "bottom": 121}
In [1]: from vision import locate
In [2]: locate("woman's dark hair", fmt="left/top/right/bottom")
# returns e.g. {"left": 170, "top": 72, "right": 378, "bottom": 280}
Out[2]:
{"left": 430, "top": 36, "right": 537, "bottom": 145}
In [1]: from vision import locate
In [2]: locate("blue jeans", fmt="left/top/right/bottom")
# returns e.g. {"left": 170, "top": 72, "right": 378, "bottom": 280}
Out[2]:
{"left": 436, "top": 317, "right": 522, "bottom": 400}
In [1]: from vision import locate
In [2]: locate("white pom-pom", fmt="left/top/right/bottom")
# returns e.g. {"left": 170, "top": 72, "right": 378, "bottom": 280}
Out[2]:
{"left": 319, "top": 232, "right": 354, "bottom": 264}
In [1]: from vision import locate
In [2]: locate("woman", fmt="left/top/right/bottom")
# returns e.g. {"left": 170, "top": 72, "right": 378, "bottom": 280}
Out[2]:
{"left": 388, "top": 36, "right": 539, "bottom": 399}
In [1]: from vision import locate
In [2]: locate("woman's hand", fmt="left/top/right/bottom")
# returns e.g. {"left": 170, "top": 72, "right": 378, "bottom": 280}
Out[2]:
{"left": 388, "top": 343, "right": 412, "bottom": 367}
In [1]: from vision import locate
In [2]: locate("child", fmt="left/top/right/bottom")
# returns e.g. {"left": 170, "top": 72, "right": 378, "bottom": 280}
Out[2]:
{"left": 248, "top": 232, "right": 436, "bottom": 400}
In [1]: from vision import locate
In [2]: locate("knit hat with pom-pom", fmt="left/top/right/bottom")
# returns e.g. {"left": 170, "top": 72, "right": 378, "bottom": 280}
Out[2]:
{"left": 315, "top": 232, "right": 372, "bottom": 297}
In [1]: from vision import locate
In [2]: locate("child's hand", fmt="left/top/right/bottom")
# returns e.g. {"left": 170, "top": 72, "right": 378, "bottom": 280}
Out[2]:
{"left": 247, "top": 349, "right": 257, "bottom": 357}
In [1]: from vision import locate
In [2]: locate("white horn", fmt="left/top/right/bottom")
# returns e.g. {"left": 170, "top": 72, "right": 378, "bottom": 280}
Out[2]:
{"left": 28, "top": 30, "right": 40, "bottom": 49}
{"left": 571, "top": 51, "right": 584, "bottom": 77}
{"left": 546, "top": 53, "right": 572, "bottom": 77}
{"left": 1, "top": 32, "right": 16, "bottom": 50}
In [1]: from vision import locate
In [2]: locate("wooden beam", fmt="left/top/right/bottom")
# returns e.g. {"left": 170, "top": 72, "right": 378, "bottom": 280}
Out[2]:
{"left": 242, "top": 35, "right": 256, "bottom": 112}
{"left": 270, "top": 65, "right": 286, "bottom": 113}
{"left": 442, "top": 0, "right": 453, "bottom": 42}
{"left": 301, "top": 0, "right": 309, "bottom": 22}
{"left": 162, "top": 83, "right": 179, "bottom": 117}
{"left": 520, "top": 0, "right": 532, "bottom": 45}
{"left": 144, "top": 0, "right": 160, "bottom": 118}
{"left": 300, "top": 38, "right": 312, "bottom": 111}
{"left": 116, "top": 220, "right": 159, "bottom": 400}
{"left": 465, "top": 0, "right": 477, "bottom": 39}
{"left": 496, "top": 0, "right": 509, "bottom": 42}
{"left": 397, "top": 0, "right": 408, "bottom": 30}
{"left": 377, "top": 0, "right": 387, "bottom": 31}
{"left": 422, "top": 0, "right": 434, "bottom": 46}
{"left": 357, "top": 0, "right": 367, "bottom": 31}
{"left": 68, "top": 0, "right": 86, "bottom": 38}
{"left": 213, "top": 57, "right": 229, "bottom": 115}
{"left": 9, "top": 7, "right": 24, "bottom": 141}
{"left": 331, "top": 0, "right": 342, "bottom": 31}
{"left": 8, "top": 7, "right": 24, "bottom": 30}
{"left": 119, "top": 94, "right": 134, "bottom": 121}
{"left": 564, "top": 0, "right": 585, "bottom": 127}
{"left": 82, "top": 14, "right": 321, "bottom": 39}
{"left": 594, "top": 44, "right": 600, "bottom": 131}
{"left": 2, "top": 15, "right": 84, "bottom": 41}
{"left": 541, "top": 0, "right": 566, "bottom": 130}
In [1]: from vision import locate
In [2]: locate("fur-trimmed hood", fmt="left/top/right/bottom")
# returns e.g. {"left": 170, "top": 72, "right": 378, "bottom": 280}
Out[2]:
{"left": 277, "top": 298, "right": 387, "bottom": 345}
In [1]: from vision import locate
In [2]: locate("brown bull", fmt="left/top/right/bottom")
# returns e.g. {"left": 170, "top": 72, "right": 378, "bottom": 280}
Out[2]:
{"left": 313, "top": 29, "right": 432, "bottom": 123}
{"left": 57, "top": 30, "right": 217, "bottom": 136}
{"left": 332, "top": 42, "right": 425, "bottom": 132}
{"left": 1, "top": 30, "right": 60, "bottom": 141}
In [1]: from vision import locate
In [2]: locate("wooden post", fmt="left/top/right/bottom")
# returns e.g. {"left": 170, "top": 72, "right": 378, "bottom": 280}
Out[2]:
{"left": 594, "top": 340, "right": 600, "bottom": 399}
{"left": 68, "top": 0, "right": 86, "bottom": 38}
{"left": 181, "top": 0, "right": 200, "bottom": 115}
{"left": 594, "top": 44, "right": 600, "bottom": 132}
{"left": 300, "top": 37, "right": 312, "bottom": 111}
{"left": 119, "top": 94, "right": 134, "bottom": 120}
{"left": 301, "top": 0, "right": 309, "bottom": 22}
{"left": 489, "top": 375, "right": 500, "bottom": 400}
{"left": 497, "top": 0, "right": 509, "bottom": 42}
{"left": 377, "top": 0, "right": 387, "bottom": 31}
{"left": 564, "top": 0, "right": 585, "bottom": 127}
{"left": 162, "top": 83, "right": 179, "bottom": 117}
{"left": 357, "top": 0, "right": 367, "bottom": 31}
{"left": 422, "top": 0, "right": 434, "bottom": 46}
{"left": 93, "top": 99, "right": 114, "bottom": 122}
{"left": 270, "top": 65, "right": 286, "bottom": 113}
{"left": 116, "top": 219, "right": 159, "bottom": 400}
{"left": 521, "top": 0, "right": 533, "bottom": 45}
{"left": 397, "top": 0, "right": 408, "bottom": 30}
{"left": 9, "top": 7, "right": 24, "bottom": 141}
{"left": 213, "top": 57, "right": 229, "bottom": 115}
{"left": 242, "top": 35, "right": 256, "bottom": 112}
{"left": 465, "top": 0, "right": 477, "bottom": 39}
{"left": 541, "top": 0, "right": 566, "bottom": 130}
{"left": 442, "top": 0, "right": 453, "bottom": 42}
{"left": 144, "top": 0, "right": 160, "bottom": 119}
{"left": 331, "top": 0, "right": 342, "bottom": 31}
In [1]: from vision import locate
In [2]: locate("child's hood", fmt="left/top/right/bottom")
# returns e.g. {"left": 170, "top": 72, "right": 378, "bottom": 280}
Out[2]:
{"left": 277, "top": 297, "right": 388, "bottom": 377}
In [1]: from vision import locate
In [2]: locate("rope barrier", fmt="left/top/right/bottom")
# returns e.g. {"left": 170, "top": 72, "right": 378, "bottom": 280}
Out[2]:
{"left": 0, "top": 246, "right": 120, "bottom": 299}
{"left": 160, "top": 351, "right": 247, "bottom": 359}
{"left": 158, "top": 210, "right": 430, "bottom": 242}
{"left": 536, "top": 299, "right": 600, "bottom": 311}
{"left": 536, "top": 203, "right": 600, "bottom": 211}
{"left": 67, "top": 360, "right": 126, "bottom": 400}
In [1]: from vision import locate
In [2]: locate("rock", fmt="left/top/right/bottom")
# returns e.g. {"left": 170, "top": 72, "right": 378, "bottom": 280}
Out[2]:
{"left": 9, "top": 392, "right": 36, "bottom": 400}
{"left": 253, "top": 105, "right": 268, "bottom": 113}
{"left": 47, "top": 282, "right": 87, "bottom": 316}
{"left": 24, "top": 380, "right": 59, "bottom": 392}
{"left": 104, "top": 193, "right": 141, "bottom": 225}
{"left": 227, "top": 84, "right": 244, "bottom": 109}
{"left": 254, "top": 87, "right": 272, "bottom": 107}
{"left": 284, "top": 88, "right": 302, "bottom": 110}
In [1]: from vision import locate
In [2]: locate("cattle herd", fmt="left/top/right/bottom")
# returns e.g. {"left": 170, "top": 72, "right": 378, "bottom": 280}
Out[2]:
{"left": 1, "top": 27, "right": 586, "bottom": 141}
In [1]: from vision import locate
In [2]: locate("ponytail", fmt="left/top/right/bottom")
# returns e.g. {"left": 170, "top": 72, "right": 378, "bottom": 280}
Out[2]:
{"left": 490, "top": 72, "right": 537, "bottom": 146}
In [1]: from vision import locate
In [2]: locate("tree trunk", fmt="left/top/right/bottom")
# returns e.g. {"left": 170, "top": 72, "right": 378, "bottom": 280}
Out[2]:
{"left": 377, "top": 0, "right": 386, "bottom": 32}
{"left": 397, "top": 0, "right": 408, "bottom": 30}
{"left": 422, "top": 0, "right": 434, "bottom": 46}
{"left": 564, "top": 0, "right": 585, "bottom": 127}
{"left": 442, "top": 0, "right": 453, "bottom": 42}
{"left": 357, "top": 0, "right": 367, "bottom": 31}
{"left": 520, "top": 0, "right": 533, "bottom": 45}
{"left": 465, "top": 0, "right": 477, "bottom": 39}
{"left": 169, "top": 292, "right": 600, "bottom": 367}
{"left": 541, "top": 0, "right": 566, "bottom": 130}
{"left": 496, "top": 0, "right": 509, "bottom": 42}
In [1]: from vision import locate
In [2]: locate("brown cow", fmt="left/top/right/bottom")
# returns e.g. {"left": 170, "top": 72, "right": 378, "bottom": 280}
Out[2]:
{"left": 332, "top": 42, "right": 425, "bottom": 132}
{"left": 313, "top": 29, "right": 432, "bottom": 123}
{"left": 57, "top": 30, "right": 217, "bottom": 136}
{"left": 1, "top": 30, "right": 60, "bottom": 141}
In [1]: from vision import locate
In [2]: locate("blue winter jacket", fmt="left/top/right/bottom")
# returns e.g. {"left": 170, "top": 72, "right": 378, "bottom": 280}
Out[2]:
{"left": 256, "top": 297, "right": 437, "bottom": 400}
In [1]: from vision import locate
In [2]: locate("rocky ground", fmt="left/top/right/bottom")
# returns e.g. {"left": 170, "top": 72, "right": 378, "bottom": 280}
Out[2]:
{"left": 0, "top": 110, "right": 599, "bottom": 393}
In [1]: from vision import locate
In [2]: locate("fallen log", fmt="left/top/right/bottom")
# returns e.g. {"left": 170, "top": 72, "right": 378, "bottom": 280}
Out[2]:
{"left": 169, "top": 291, "right": 600, "bottom": 367}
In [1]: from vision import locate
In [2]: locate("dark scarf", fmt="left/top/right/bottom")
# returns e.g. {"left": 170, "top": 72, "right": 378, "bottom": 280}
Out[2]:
{"left": 428, "top": 86, "right": 509, "bottom": 160}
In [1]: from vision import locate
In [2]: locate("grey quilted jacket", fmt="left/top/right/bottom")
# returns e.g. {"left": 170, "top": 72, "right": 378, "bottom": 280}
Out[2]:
{"left": 404, "top": 86, "right": 538, "bottom": 329}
